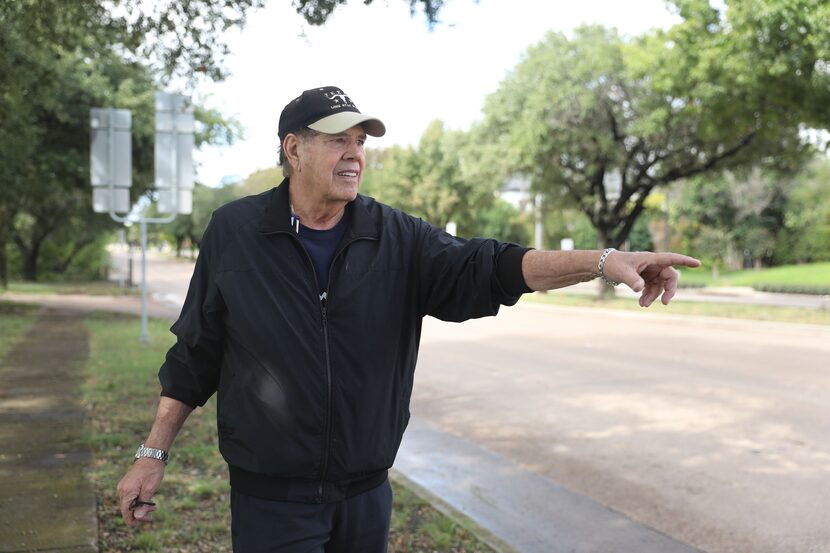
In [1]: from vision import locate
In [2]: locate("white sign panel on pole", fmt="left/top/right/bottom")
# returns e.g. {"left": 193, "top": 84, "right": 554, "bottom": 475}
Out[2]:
{"left": 92, "top": 188, "right": 130, "bottom": 213}
{"left": 157, "top": 189, "right": 193, "bottom": 215}
{"left": 154, "top": 133, "right": 194, "bottom": 190}
{"left": 154, "top": 92, "right": 194, "bottom": 209}
{"left": 90, "top": 109, "right": 132, "bottom": 187}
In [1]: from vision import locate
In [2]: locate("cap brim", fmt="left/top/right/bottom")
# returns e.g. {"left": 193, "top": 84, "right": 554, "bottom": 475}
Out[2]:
{"left": 307, "top": 112, "right": 386, "bottom": 137}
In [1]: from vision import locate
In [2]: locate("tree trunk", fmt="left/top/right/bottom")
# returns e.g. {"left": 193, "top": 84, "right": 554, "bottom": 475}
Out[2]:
{"left": 21, "top": 243, "right": 40, "bottom": 281}
{"left": 0, "top": 207, "right": 15, "bottom": 289}
{"left": 0, "top": 238, "right": 7, "bottom": 289}
{"left": 55, "top": 236, "right": 94, "bottom": 274}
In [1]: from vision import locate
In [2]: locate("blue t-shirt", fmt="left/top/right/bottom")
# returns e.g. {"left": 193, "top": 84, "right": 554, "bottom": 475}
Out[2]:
{"left": 297, "top": 213, "right": 349, "bottom": 299}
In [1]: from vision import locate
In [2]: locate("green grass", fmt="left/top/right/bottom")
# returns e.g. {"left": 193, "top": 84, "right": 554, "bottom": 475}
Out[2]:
{"left": 0, "top": 302, "right": 39, "bottom": 359}
{"left": 81, "top": 312, "right": 495, "bottom": 553}
{"left": 5, "top": 280, "right": 138, "bottom": 296}
{"left": 524, "top": 292, "right": 830, "bottom": 326}
{"left": 388, "top": 479, "right": 496, "bottom": 553}
{"left": 678, "top": 262, "right": 830, "bottom": 293}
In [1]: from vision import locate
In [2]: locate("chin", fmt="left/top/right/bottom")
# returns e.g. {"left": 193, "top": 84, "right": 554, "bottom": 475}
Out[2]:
{"left": 332, "top": 183, "right": 360, "bottom": 202}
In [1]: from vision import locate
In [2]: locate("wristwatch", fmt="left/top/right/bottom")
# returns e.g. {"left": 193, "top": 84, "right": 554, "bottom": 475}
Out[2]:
{"left": 135, "top": 443, "right": 169, "bottom": 465}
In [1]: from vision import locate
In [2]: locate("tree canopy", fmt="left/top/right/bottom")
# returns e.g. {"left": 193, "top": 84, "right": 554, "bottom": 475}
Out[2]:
{"left": 0, "top": 0, "right": 249, "bottom": 283}
{"left": 294, "top": 0, "right": 448, "bottom": 26}
{"left": 481, "top": 1, "right": 830, "bottom": 250}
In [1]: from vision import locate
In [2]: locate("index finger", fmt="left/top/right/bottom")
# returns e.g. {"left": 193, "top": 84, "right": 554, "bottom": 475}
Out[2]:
{"left": 654, "top": 253, "right": 701, "bottom": 268}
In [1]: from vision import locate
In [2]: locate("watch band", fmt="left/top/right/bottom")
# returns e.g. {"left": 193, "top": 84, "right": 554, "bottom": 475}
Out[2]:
{"left": 135, "top": 443, "right": 169, "bottom": 464}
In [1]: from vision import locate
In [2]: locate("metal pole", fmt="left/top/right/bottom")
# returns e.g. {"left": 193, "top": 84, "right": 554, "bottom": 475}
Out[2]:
{"left": 534, "top": 193, "right": 544, "bottom": 250}
{"left": 139, "top": 219, "right": 149, "bottom": 344}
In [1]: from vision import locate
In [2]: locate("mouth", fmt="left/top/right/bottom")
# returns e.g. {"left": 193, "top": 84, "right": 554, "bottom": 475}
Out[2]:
{"left": 336, "top": 170, "right": 359, "bottom": 178}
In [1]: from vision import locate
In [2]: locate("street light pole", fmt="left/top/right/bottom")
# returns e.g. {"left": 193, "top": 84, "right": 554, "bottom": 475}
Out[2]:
{"left": 139, "top": 219, "right": 149, "bottom": 343}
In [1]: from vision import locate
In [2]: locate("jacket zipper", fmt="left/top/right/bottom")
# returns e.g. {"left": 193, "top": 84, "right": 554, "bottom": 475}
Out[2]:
{"left": 318, "top": 301, "right": 331, "bottom": 501}
{"left": 288, "top": 231, "right": 376, "bottom": 502}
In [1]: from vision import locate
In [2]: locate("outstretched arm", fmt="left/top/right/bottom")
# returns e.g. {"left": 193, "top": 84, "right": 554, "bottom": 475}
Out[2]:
{"left": 116, "top": 396, "right": 193, "bottom": 527}
{"left": 522, "top": 249, "right": 701, "bottom": 306}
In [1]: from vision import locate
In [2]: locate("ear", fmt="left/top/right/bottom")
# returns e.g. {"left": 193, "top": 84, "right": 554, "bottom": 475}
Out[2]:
{"left": 283, "top": 134, "right": 302, "bottom": 173}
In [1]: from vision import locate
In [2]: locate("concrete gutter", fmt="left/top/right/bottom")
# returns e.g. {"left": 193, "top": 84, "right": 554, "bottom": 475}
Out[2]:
{"left": 395, "top": 417, "right": 705, "bottom": 553}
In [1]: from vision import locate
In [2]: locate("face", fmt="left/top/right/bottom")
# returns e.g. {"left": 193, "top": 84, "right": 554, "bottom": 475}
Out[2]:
{"left": 293, "top": 125, "right": 367, "bottom": 205}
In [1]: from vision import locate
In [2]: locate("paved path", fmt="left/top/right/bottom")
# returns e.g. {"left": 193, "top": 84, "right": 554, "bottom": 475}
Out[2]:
{"left": 0, "top": 308, "right": 96, "bottom": 553}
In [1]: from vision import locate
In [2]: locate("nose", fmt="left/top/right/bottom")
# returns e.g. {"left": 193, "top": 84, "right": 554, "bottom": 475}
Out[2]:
{"left": 343, "top": 138, "right": 364, "bottom": 160}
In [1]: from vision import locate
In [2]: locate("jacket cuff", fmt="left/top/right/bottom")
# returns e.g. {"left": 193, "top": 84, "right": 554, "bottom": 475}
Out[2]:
{"left": 496, "top": 246, "right": 533, "bottom": 296}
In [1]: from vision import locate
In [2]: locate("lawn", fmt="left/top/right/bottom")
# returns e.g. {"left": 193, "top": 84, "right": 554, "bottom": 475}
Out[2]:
{"left": 677, "top": 262, "right": 830, "bottom": 293}
{"left": 5, "top": 280, "right": 138, "bottom": 296}
{"left": 0, "top": 302, "right": 39, "bottom": 359}
{"left": 81, "top": 312, "right": 496, "bottom": 552}
{"left": 524, "top": 292, "right": 830, "bottom": 326}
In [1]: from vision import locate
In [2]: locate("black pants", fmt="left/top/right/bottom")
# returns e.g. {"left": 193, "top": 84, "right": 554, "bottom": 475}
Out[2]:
{"left": 230, "top": 479, "right": 393, "bottom": 553}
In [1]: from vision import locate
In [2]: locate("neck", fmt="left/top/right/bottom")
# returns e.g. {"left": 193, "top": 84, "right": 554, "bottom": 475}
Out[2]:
{"left": 288, "top": 181, "right": 347, "bottom": 231}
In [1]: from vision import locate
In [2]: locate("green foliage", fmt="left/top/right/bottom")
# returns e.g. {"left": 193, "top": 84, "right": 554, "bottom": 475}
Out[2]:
{"left": 237, "top": 167, "right": 283, "bottom": 197}
{"left": 151, "top": 183, "right": 239, "bottom": 256}
{"left": 483, "top": 2, "right": 830, "bottom": 252}
{"left": 295, "top": 0, "right": 447, "bottom": 27}
{"left": 671, "top": 168, "right": 785, "bottom": 268}
{"left": 362, "top": 120, "right": 503, "bottom": 237}
{"left": 628, "top": 215, "right": 655, "bottom": 252}
{"left": 670, "top": 155, "right": 830, "bottom": 269}
{"left": 475, "top": 200, "right": 531, "bottom": 245}
{"left": 773, "top": 157, "right": 830, "bottom": 264}
{"left": 0, "top": 1, "right": 247, "bottom": 283}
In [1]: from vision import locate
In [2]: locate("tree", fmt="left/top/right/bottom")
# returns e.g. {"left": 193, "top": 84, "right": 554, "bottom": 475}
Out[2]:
{"left": 0, "top": 1, "right": 248, "bottom": 283}
{"left": 150, "top": 182, "right": 239, "bottom": 257}
{"left": 671, "top": 164, "right": 798, "bottom": 271}
{"left": 236, "top": 167, "right": 284, "bottom": 197}
{"left": 361, "top": 120, "right": 499, "bottom": 236}
{"left": 294, "top": 0, "right": 447, "bottom": 27}
{"left": 773, "top": 156, "right": 830, "bottom": 264}
{"left": 482, "top": 2, "right": 830, "bottom": 253}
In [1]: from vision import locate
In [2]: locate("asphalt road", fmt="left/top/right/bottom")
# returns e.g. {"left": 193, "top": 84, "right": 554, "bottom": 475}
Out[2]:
{"left": 112, "top": 249, "right": 830, "bottom": 553}
{"left": 415, "top": 306, "right": 830, "bottom": 553}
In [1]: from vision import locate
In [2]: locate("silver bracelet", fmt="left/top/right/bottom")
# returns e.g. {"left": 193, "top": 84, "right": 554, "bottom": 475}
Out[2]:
{"left": 135, "top": 443, "right": 169, "bottom": 465}
{"left": 597, "top": 247, "right": 620, "bottom": 287}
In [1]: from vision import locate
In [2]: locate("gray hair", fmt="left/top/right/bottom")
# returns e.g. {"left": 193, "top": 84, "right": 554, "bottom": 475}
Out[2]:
{"left": 279, "top": 128, "right": 320, "bottom": 178}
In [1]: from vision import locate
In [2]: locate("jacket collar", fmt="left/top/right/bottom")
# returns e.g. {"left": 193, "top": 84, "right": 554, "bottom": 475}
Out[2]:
{"left": 259, "top": 178, "right": 378, "bottom": 240}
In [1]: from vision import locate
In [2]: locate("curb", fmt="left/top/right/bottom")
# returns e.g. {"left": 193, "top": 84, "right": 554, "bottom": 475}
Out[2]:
{"left": 389, "top": 469, "right": 517, "bottom": 553}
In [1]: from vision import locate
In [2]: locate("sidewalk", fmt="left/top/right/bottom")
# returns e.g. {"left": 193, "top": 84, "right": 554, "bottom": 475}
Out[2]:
{"left": 0, "top": 308, "right": 97, "bottom": 553}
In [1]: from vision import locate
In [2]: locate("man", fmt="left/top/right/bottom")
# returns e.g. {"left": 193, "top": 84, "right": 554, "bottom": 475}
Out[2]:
{"left": 117, "top": 86, "right": 700, "bottom": 552}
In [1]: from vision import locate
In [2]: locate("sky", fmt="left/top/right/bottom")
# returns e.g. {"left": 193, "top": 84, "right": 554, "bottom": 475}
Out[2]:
{"left": 194, "top": 0, "right": 682, "bottom": 187}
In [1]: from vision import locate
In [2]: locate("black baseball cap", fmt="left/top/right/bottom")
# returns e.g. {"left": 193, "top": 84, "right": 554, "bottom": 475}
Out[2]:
{"left": 278, "top": 86, "right": 386, "bottom": 141}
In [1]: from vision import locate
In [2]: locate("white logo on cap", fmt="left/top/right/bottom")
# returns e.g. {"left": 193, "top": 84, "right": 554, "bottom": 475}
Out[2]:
{"left": 325, "top": 91, "right": 353, "bottom": 105}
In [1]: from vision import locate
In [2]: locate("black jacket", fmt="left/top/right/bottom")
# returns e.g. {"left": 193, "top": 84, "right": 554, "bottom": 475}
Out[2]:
{"left": 159, "top": 179, "right": 527, "bottom": 502}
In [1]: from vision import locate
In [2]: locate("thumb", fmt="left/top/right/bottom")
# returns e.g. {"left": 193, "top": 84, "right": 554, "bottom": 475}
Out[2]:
{"left": 615, "top": 264, "right": 644, "bottom": 291}
{"left": 627, "top": 276, "right": 645, "bottom": 293}
{"left": 133, "top": 498, "right": 157, "bottom": 522}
